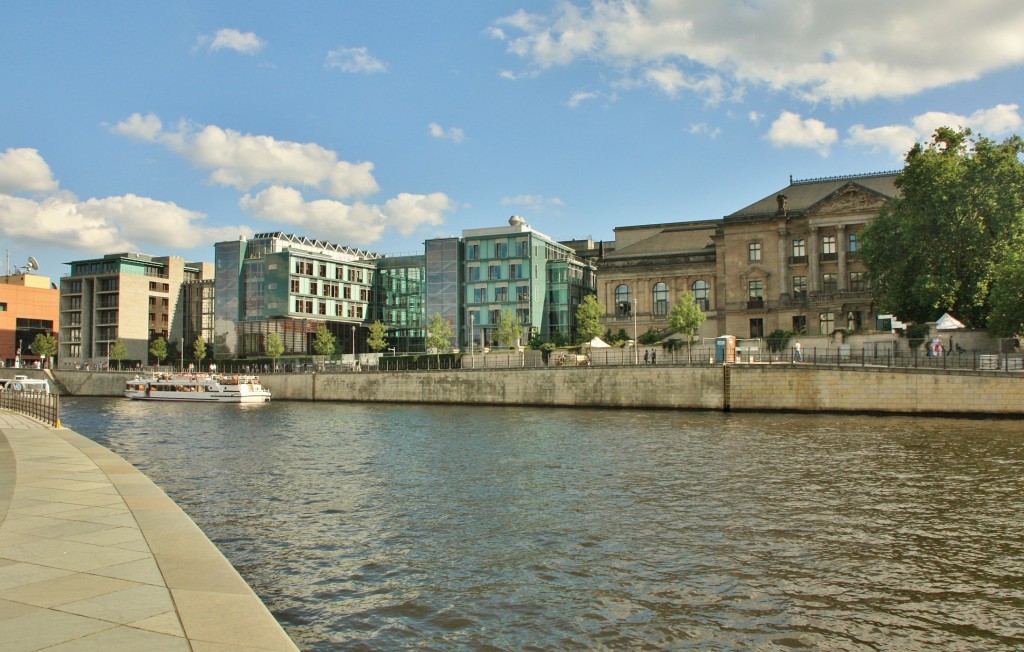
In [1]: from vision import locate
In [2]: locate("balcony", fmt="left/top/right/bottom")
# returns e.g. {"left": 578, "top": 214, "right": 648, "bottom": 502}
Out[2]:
{"left": 788, "top": 255, "right": 807, "bottom": 265}
{"left": 746, "top": 298, "right": 765, "bottom": 310}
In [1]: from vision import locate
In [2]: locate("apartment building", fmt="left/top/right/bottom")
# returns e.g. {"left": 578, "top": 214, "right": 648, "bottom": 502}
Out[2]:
{"left": 0, "top": 272, "right": 59, "bottom": 367}
{"left": 59, "top": 253, "right": 212, "bottom": 367}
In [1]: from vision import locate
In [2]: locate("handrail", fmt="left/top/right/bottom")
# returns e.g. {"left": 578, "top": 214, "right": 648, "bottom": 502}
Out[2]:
{"left": 0, "top": 390, "right": 61, "bottom": 427}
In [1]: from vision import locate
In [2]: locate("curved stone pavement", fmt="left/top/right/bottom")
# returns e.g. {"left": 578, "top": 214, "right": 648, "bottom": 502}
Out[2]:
{"left": 0, "top": 411, "right": 299, "bottom": 651}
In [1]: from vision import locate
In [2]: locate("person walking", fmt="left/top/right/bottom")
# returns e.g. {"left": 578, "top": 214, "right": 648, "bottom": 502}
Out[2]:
{"left": 794, "top": 340, "right": 802, "bottom": 362}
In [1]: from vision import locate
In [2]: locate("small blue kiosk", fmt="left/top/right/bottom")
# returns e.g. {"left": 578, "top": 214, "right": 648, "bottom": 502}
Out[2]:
{"left": 715, "top": 335, "right": 736, "bottom": 364}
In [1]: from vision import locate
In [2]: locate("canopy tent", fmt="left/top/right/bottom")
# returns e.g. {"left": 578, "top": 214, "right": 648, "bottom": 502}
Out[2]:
{"left": 586, "top": 337, "right": 611, "bottom": 348}
{"left": 935, "top": 312, "right": 966, "bottom": 330}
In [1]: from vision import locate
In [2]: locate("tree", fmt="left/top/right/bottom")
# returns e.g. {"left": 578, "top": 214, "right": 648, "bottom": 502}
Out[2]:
{"left": 859, "top": 127, "right": 1024, "bottom": 328}
{"left": 149, "top": 336, "right": 168, "bottom": 367}
{"left": 264, "top": 331, "right": 284, "bottom": 371}
{"left": 31, "top": 332, "right": 57, "bottom": 366}
{"left": 193, "top": 336, "right": 207, "bottom": 369}
{"left": 425, "top": 313, "right": 453, "bottom": 365}
{"left": 494, "top": 307, "right": 523, "bottom": 349}
{"left": 108, "top": 338, "right": 128, "bottom": 370}
{"left": 312, "top": 325, "right": 336, "bottom": 358}
{"left": 575, "top": 295, "right": 604, "bottom": 343}
{"left": 987, "top": 246, "right": 1024, "bottom": 336}
{"left": 668, "top": 291, "right": 706, "bottom": 362}
{"left": 367, "top": 320, "right": 388, "bottom": 352}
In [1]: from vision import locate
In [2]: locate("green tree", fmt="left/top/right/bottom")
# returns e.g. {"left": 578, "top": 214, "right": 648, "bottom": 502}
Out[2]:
{"left": 31, "top": 332, "right": 57, "bottom": 366}
{"left": 367, "top": 320, "right": 388, "bottom": 352}
{"left": 149, "top": 336, "right": 168, "bottom": 367}
{"left": 264, "top": 331, "right": 284, "bottom": 371}
{"left": 575, "top": 295, "right": 604, "bottom": 343}
{"left": 108, "top": 338, "right": 128, "bottom": 370}
{"left": 494, "top": 307, "right": 523, "bottom": 349}
{"left": 193, "top": 335, "right": 207, "bottom": 368}
{"left": 425, "top": 313, "right": 453, "bottom": 365}
{"left": 859, "top": 127, "right": 1024, "bottom": 328}
{"left": 312, "top": 326, "right": 336, "bottom": 366}
{"left": 987, "top": 246, "right": 1024, "bottom": 336}
{"left": 668, "top": 291, "right": 707, "bottom": 362}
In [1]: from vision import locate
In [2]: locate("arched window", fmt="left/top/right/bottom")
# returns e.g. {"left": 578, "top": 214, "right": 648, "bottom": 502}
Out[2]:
{"left": 691, "top": 280, "right": 709, "bottom": 311}
{"left": 615, "top": 284, "right": 632, "bottom": 317}
{"left": 653, "top": 282, "right": 669, "bottom": 316}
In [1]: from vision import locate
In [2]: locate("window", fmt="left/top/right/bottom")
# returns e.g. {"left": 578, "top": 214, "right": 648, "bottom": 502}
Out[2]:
{"left": 849, "top": 271, "right": 866, "bottom": 291}
{"left": 309, "top": 281, "right": 318, "bottom": 296}
{"left": 792, "top": 315, "right": 807, "bottom": 335}
{"left": 846, "top": 310, "right": 862, "bottom": 330}
{"left": 496, "top": 242, "right": 508, "bottom": 258}
{"left": 488, "top": 265, "right": 502, "bottom": 280}
{"left": 750, "top": 318, "right": 764, "bottom": 338}
{"left": 343, "top": 285, "right": 351, "bottom": 299}
{"left": 747, "top": 279, "right": 764, "bottom": 307}
{"left": 691, "top": 280, "right": 709, "bottom": 311}
{"left": 653, "top": 282, "right": 669, "bottom": 316}
{"left": 290, "top": 279, "right": 300, "bottom": 293}
{"left": 318, "top": 302, "right": 327, "bottom": 315}
{"left": 510, "top": 263, "right": 524, "bottom": 279}
{"left": 822, "top": 273, "right": 837, "bottom": 293}
{"left": 748, "top": 241, "right": 762, "bottom": 262}
{"left": 819, "top": 311, "right": 834, "bottom": 335}
{"left": 489, "top": 309, "right": 501, "bottom": 324}
{"left": 792, "top": 238, "right": 806, "bottom": 258}
{"left": 516, "top": 307, "right": 530, "bottom": 322}
{"left": 466, "top": 244, "right": 479, "bottom": 260}
{"left": 615, "top": 284, "right": 632, "bottom": 317}
{"left": 319, "top": 264, "right": 327, "bottom": 277}
{"left": 516, "top": 240, "right": 529, "bottom": 257}
{"left": 517, "top": 285, "right": 529, "bottom": 302}
{"left": 360, "top": 288, "right": 369, "bottom": 301}
{"left": 792, "top": 276, "right": 807, "bottom": 300}
{"left": 494, "top": 286, "right": 508, "bottom": 302}
{"left": 848, "top": 231, "right": 859, "bottom": 253}
{"left": 822, "top": 234, "right": 837, "bottom": 258}
{"left": 469, "top": 266, "right": 481, "bottom": 281}
{"left": 473, "top": 287, "right": 485, "bottom": 302}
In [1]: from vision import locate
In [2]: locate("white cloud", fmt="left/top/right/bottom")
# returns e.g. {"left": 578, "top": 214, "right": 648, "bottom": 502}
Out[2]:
{"left": 492, "top": 1, "right": 1024, "bottom": 104}
{"left": 240, "top": 186, "right": 453, "bottom": 243}
{"left": 112, "top": 113, "right": 380, "bottom": 198}
{"left": 325, "top": 46, "right": 388, "bottom": 74}
{"left": 689, "top": 123, "right": 721, "bottom": 139}
{"left": 568, "top": 91, "right": 598, "bottom": 108}
{"left": 501, "top": 194, "right": 564, "bottom": 212}
{"left": 201, "top": 28, "right": 266, "bottom": 55}
{"left": 428, "top": 122, "right": 465, "bottom": 143}
{"left": 0, "top": 191, "right": 248, "bottom": 254}
{"left": 0, "top": 148, "right": 59, "bottom": 194}
{"left": 847, "top": 103, "right": 1023, "bottom": 157}
{"left": 767, "top": 111, "right": 838, "bottom": 155}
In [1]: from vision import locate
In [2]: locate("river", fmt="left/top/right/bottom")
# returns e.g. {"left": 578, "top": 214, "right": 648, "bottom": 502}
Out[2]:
{"left": 59, "top": 398, "right": 1024, "bottom": 650}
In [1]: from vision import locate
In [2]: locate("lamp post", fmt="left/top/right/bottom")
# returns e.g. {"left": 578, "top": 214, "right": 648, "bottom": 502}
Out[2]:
{"left": 351, "top": 325, "right": 356, "bottom": 371}
{"left": 633, "top": 298, "right": 638, "bottom": 365}
{"left": 469, "top": 312, "right": 474, "bottom": 369}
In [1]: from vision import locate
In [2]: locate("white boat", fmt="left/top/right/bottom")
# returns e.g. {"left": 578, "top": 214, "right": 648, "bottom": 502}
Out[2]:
{"left": 1, "top": 374, "right": 50, "bottom": 394}
{"left": 125, "top": 373, "right": 271, "bottom": 403}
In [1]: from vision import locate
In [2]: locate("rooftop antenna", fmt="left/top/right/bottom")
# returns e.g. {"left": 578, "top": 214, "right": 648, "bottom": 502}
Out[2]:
{"left": 18, "top": 256, "right": 39, "bottom": 275}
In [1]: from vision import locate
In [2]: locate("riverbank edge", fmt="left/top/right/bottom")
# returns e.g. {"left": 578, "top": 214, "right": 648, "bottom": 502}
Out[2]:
{"left": 33, "top": 364, "right": 1024, "bottom": 417}
{"left": 0, "top": 419, "right": 299, "bottom": 650}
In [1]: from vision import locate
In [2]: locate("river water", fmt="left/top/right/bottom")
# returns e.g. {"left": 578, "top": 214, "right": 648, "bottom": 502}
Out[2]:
{"left": 59, "top": 398, "right": 1024, "bottom": 651}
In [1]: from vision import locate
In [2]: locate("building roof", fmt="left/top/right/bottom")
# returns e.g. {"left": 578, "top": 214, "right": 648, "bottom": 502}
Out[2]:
{"left": 727, "top": 171, "right": 900, "bottom": 219}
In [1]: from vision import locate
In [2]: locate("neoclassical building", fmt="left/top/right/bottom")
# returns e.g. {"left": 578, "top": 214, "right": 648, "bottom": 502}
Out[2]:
{"left": 584, "top": 171, "right": 899, "bottom": 341}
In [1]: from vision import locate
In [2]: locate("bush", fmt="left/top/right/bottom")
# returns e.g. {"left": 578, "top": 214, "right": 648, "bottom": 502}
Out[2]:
{"left": 765, "top": 329, "right": 795, "bottom": 352}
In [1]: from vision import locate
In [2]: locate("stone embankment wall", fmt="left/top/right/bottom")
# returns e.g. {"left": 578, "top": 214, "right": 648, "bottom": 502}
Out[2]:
{"left": 28, "top": 366, "right": 1024, "bottom": 416}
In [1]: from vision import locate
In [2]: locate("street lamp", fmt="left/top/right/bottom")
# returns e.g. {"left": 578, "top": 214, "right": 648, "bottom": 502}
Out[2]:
{"left": 469, "top": 312, "right": 475, "bottom": 369}
{"left": 351, "top": 325, "right": 356, "bottom": 371}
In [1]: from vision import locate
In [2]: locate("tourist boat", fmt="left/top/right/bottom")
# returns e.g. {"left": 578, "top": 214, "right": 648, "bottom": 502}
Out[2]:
{"left": 0, "top": 374, "right": 50, "bottom": 394}
{"left": 124, "top": 373, "right": 271, "bottom": 403}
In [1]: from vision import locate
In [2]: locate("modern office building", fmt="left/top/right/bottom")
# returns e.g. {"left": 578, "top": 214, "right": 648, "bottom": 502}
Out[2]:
{"left": 451, "top": 215, "right": 597, "bottom": 349}
{"left": 212, "top": 232, "right": 385, "bottom": 359}
{"left": 0, "top": 272, "right": 59, "bottom": 367}
{"left": 58, "top": 253, "right": 212, "bottom": 368}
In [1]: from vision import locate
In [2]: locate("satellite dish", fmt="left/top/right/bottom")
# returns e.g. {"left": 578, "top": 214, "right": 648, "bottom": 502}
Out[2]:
{"left": 26, "top": 256, "right": 39, "bottom": 271}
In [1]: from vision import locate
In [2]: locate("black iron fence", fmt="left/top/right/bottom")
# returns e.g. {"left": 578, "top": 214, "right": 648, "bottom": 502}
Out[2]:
{"left": 0, "top": 390, "right": 61, "bottom": 426}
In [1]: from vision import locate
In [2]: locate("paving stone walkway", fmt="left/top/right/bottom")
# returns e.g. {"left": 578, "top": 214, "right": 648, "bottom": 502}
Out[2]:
{"left": 0, "top": 411, "right": 299, "bottom": 651}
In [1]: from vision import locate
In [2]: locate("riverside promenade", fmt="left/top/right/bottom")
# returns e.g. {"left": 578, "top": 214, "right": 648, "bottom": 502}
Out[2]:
{"left": 0, "top": 412, "right": 298, "bottom": 651}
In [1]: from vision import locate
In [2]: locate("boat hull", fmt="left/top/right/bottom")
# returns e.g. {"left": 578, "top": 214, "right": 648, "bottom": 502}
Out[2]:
{"left": 124, "top": 374, "right": 272, "bottom": 403}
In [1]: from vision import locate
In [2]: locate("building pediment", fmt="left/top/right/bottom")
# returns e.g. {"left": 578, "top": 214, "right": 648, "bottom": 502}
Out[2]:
{"left": 809, "top": 183, "right": 890, "bottom": 216}
{"left": 740, "top": 265, "right": 769, "bottom": 279}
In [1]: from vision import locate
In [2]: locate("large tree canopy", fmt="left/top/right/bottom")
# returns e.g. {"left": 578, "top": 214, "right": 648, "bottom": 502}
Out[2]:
{"left": 859, "top": 127, "right": 1024, "bottom": 330}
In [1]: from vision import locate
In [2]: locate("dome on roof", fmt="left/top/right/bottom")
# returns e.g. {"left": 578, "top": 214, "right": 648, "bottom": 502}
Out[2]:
{"left": 509, "top": 215, "right": 527, "bottom": 227}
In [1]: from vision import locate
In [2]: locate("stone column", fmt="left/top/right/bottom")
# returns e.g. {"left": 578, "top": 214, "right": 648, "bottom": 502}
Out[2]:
{"left": 837, "top": 224, "right": 847, "bottom": 291}
{"left": 808, "top": 225, "right": 820, "bottom": 292}
{"left": 776, "top": 226, "right": 789, "bottom": 298}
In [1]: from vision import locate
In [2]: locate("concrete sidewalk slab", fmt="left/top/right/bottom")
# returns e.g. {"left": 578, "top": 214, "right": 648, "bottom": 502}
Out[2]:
{"left": 0, "top": 411, "right": 298, "bottom": 651}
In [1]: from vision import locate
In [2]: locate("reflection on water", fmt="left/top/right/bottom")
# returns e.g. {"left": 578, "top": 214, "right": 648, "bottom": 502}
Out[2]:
{"left": 61, "top": 399, "right": 1024, "bottom": 650}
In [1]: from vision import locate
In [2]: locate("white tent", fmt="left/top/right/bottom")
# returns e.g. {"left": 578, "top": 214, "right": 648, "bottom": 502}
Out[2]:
{"left": 587, "top": 336, "right": 611, "bottom": 348}
{"left": 935, "top": 312, "right": 966, "bottom": 330}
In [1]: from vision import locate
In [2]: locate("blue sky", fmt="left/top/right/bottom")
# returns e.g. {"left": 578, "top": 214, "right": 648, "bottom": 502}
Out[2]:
{"left": 2, "top": 1, "right": 1022, "bottom": 278}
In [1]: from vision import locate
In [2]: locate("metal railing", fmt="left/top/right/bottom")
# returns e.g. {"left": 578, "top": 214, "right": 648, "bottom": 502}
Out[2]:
{"left": 0, "top": 390, "right": 61, "bottom": 427}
